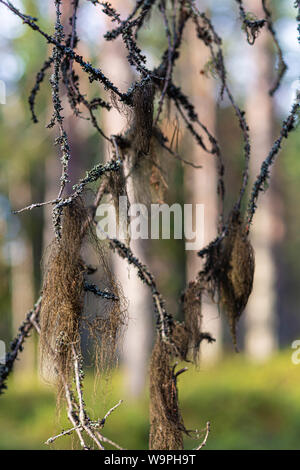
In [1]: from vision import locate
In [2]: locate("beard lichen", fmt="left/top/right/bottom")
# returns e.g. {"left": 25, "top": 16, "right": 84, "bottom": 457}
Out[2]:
{"left": 200, "top": 209, "right": 255, "bottom": 350}
{"left": 39, "top": 200, "right": 86, "bottom": 392}
{"left": 39, "top": 197, "right": 127, "bottom": 399}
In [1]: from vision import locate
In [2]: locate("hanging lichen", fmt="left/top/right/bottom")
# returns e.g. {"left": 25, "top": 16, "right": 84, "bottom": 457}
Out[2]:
{"left": 149, "top": 338, "right": 186, "bottom": 450}
{"left": 39, "top": 200, "right": 86, "bottom": 391}
{"left": 200, "top": 210, "right": 255, "bottom": 350}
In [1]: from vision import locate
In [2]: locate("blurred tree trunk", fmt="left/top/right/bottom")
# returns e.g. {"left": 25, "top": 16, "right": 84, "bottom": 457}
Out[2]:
{"left": 9, "top": 179, "right": 35, "bottom": 377}
{"left": 101, "top": 6, "right": 153, "bottom": 398}
{"left": 183, "top": 20, "right": 222, "bottom": 363}
{"left": 244, "top": 0, "right": 278, "bottom": 359}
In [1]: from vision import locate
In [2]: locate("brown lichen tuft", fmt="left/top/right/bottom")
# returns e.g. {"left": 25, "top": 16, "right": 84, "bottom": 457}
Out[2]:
{"left": 201, "top": 210, "right": 255, "bottom": 350}
{"left": 40, "top": 196, "right": 127, "bottom": 397}
{"left": 171, "top": 321, "right": 190, "bottom": 362}
{"left": 148, "top": 139, "right": 168, "bottom": 204}
{"left": 149, "top": 281, "right": 216, "bottom": 449}
{"left": 181, "top": 280, "right": 204, "bottom": 362}
{"left": 129, "top": 80, "right": 155, "bottom": 157}
{"left": 173, "top": 280, "right": 215, "bottom": 363}
{"left": 39, "top": 200, "right": 86, "bottom": 390}
{"left": 121, "top": 80, "right": 167, "bottom": 206}
{"left": 82, "top": 237, "right": 128, "bottom": 377}
{"left": 148, "top": 259, "right": 218, "bottom": 450}
{"left": 149, "top": 338, "right": 186, "bottom": 450}
{"left": 219, "top": 212, "right": 255, "bottom": 350}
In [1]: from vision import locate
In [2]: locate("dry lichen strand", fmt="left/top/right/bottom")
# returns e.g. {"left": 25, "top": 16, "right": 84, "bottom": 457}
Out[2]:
{"left": 76, "top": 196, "right": 127, "bottom": 381}
{"left": 149, "top": 338, "right": 185, "bottom": 450}
{"left": 82, "top": 235, "right": 128, "bottom": 377}
{"left": 39, "top": 200, "right": 86, "bottom": 390}
{"left": 149, "top": 281, "right": 207, "bottom": 450}
{"left": 181, "top": 280, "right": 203, "bottom": 363}
{"left": 40, "top": 198, "right": 127, "bottom": 394}
{"left": 122, "top": 80, "right": 167, "bottom": 206}
{"left": 200, "top": 210, "right": 255, "bottom": 350}
{"left": 129, "top": 137, "right": 168, "bottom": 206}
{"left": 219, "top": 214, "right": 255, "bottom": 350}
{"left": 129, "top": 80, "right": 155, "bottom": 156}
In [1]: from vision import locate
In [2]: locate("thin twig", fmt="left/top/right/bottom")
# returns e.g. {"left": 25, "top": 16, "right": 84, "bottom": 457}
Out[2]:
{"left": 195, "top": 421, "right": 210, "bottom": 450}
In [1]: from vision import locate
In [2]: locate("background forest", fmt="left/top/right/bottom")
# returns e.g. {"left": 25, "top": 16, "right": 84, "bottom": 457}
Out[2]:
{"left": 0, "top": 0, "right": 300, "bottom": 450}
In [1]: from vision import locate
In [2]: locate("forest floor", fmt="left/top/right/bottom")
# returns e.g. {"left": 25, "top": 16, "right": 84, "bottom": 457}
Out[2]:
{"left": 1, "top": 351, "right": 299, "bottom": 450}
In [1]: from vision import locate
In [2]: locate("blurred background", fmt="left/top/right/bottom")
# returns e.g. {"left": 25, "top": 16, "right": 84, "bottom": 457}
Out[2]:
{"left": 0, "top": 0, "right": 300, "bottom": 450}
